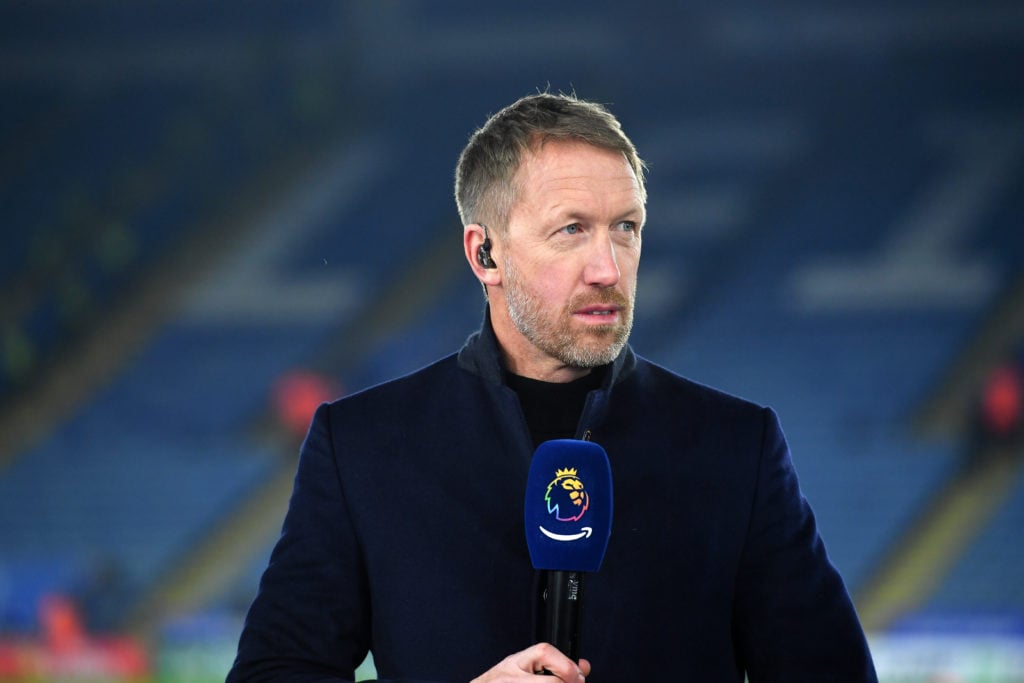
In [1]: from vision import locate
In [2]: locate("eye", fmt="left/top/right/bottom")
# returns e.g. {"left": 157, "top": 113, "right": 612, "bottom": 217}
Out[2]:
{"left": 560, "top": 223, "right": 582, "bottom": 235}
{"left": 616, "top": 221, "right": 637, "bottom": 233}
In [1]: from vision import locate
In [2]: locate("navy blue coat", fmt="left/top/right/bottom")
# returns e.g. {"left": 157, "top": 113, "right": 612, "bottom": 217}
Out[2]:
{"left": 228, "top": 320, "right": 877, "bottom": 682}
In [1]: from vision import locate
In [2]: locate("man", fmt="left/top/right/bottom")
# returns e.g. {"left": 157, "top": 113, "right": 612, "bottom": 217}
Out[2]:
{"left": 228, "top": 93, "right": 877, "bottom": 682}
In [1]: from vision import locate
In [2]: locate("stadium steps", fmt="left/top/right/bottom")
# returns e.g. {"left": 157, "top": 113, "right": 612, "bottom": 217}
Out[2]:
{"left": 121, "top": 216, "right": 470, "bottom": 637}
{"left": 855, "top": 453, "right": 1024, "bottom": 631}
{"left": 123, "top": 456, "right": 296, "bottom": 636}
{"left": 924, "top": 458, "right": 1024, "bottom": 612}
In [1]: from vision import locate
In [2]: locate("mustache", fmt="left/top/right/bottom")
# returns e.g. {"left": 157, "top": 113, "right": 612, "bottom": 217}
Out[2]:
{"left": 568, "top": 288, "right": 631, "bottom": 311}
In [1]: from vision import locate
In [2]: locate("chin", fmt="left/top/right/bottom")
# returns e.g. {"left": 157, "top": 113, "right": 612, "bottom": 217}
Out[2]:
{"left": 564, "top": 339, "right": 627, "bottom": 368}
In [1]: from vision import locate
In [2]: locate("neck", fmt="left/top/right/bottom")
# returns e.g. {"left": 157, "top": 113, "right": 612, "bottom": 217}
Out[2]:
{"left": 501, "top": 351, "right": 593, "bottom": 383}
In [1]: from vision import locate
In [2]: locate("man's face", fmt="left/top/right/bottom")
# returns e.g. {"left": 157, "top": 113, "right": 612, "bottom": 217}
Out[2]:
{"left": 494, "top": 139, "right": 645, "bottom": 379}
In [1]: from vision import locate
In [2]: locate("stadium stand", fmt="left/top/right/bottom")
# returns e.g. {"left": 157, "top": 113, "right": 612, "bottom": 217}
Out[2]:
{"left": 927, "top": 465, "right": 1024, "bottom": 613}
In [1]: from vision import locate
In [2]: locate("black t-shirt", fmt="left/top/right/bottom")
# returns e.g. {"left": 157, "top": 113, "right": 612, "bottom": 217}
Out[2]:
{"left": 505, "top": 366, "right": 607, "bottom": 449}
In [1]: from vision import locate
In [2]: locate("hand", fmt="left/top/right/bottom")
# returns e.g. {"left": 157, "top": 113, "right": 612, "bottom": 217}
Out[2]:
{"left": 470, "top": 643, "right": 591, "bottom": 682}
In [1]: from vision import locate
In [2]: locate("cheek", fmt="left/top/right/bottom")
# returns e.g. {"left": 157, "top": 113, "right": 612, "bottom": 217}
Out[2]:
{"left": 522, "top": 260, "right": 579, "bottom": 301}
{"left": 621, "top": 247, "right": 642, "bottom": 276}
{"left": 620, "top": 253, "right": 641, "bottom": 290}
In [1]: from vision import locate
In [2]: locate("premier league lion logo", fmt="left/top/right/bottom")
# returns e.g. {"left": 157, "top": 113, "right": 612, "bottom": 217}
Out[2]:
{"left": 544, "top": 467, "right": 590, "bottom": 522}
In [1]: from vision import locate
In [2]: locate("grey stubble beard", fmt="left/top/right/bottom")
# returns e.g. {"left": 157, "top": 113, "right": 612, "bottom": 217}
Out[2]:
{"left": 503, "top": 255, "right": 634, "bottom": 369}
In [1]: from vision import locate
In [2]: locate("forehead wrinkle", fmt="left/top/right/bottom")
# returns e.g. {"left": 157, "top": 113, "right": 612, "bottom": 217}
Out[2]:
{"left": 541, "top": 183, "right": 642, "bottom": 223}
{"left": 510, "top": 140, "right": 644, "bottom": 232}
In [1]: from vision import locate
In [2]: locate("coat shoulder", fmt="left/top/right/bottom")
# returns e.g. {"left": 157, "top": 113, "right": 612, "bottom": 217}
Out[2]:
{"left": 627, "top": 356, "right": 770, "bottom": 422}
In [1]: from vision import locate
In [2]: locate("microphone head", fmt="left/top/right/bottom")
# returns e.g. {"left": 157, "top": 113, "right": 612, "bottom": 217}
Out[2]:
{"left": 524, "top": 439, "right": 613, "bottom": 572}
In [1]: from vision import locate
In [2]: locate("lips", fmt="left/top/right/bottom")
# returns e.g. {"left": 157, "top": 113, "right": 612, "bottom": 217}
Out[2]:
{"left": 572, "top": 297, "right": 627, "bottom": 325}
{"left": 568, "top": 290, "right": 631, "bottom": 328}
{"left": 575, "top": 305, "right": 620, "bottom": 317}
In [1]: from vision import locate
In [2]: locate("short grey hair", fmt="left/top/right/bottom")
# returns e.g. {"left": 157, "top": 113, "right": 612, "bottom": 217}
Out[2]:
{"left": 454, "top": 92, "right": 647, "bottom": 233}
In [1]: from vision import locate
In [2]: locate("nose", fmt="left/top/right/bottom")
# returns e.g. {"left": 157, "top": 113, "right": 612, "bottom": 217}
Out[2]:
{"left": 583, "top": 234, "right": 620, "bottom": 288}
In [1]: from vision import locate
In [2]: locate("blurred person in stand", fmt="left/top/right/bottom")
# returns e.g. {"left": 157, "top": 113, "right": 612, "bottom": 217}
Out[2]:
{"left": 965, "top": 346, "right": 1024, "bottom": 469}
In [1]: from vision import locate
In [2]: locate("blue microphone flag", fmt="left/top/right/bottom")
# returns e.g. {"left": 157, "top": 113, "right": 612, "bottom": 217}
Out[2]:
{"left": 524, "top": 439, "right": 613, "bottom": 572}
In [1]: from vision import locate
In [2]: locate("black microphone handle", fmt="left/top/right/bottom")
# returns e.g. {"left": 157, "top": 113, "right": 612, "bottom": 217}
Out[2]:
{"left": 536, "top": 569, "right": 584, "bottom": 664}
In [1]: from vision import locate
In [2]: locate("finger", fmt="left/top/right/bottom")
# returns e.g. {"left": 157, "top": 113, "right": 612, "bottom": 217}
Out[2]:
{"left": 524, "top": 643, "right": 585, "bottom": 682}
{"left": 578, "top": 658, "right": 592, "bottom": 677}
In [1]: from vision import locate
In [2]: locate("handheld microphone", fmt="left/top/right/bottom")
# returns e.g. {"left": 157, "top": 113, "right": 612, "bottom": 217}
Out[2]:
{"left": 524, "top": 439, "right": 613, "bottom": 664}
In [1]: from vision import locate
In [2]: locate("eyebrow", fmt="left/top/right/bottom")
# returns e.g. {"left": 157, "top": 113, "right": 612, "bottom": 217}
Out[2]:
{"left": 547, "top": 204, "right": 646, "bottom": 226}
{"left": 610, "top": 206, "right": 647, "bottom": 226}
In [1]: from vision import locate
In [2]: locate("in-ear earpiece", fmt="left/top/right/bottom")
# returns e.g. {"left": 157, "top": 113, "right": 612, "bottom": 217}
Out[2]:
{"left": 477, "top": 224, "right": 497, "bottom": 269}
{"left": 477, "top": 239, "right": 496, "bottom": 269}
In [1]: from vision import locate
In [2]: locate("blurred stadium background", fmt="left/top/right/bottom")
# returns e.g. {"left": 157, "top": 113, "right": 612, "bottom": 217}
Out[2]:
{"left": 1, "top": 1, "right": 1023, "bottom": 681}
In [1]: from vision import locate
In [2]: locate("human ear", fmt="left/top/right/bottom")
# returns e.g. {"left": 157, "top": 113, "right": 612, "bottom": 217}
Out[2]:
{"left": 463, "top": 223, "right": 502, "bottom": 287}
